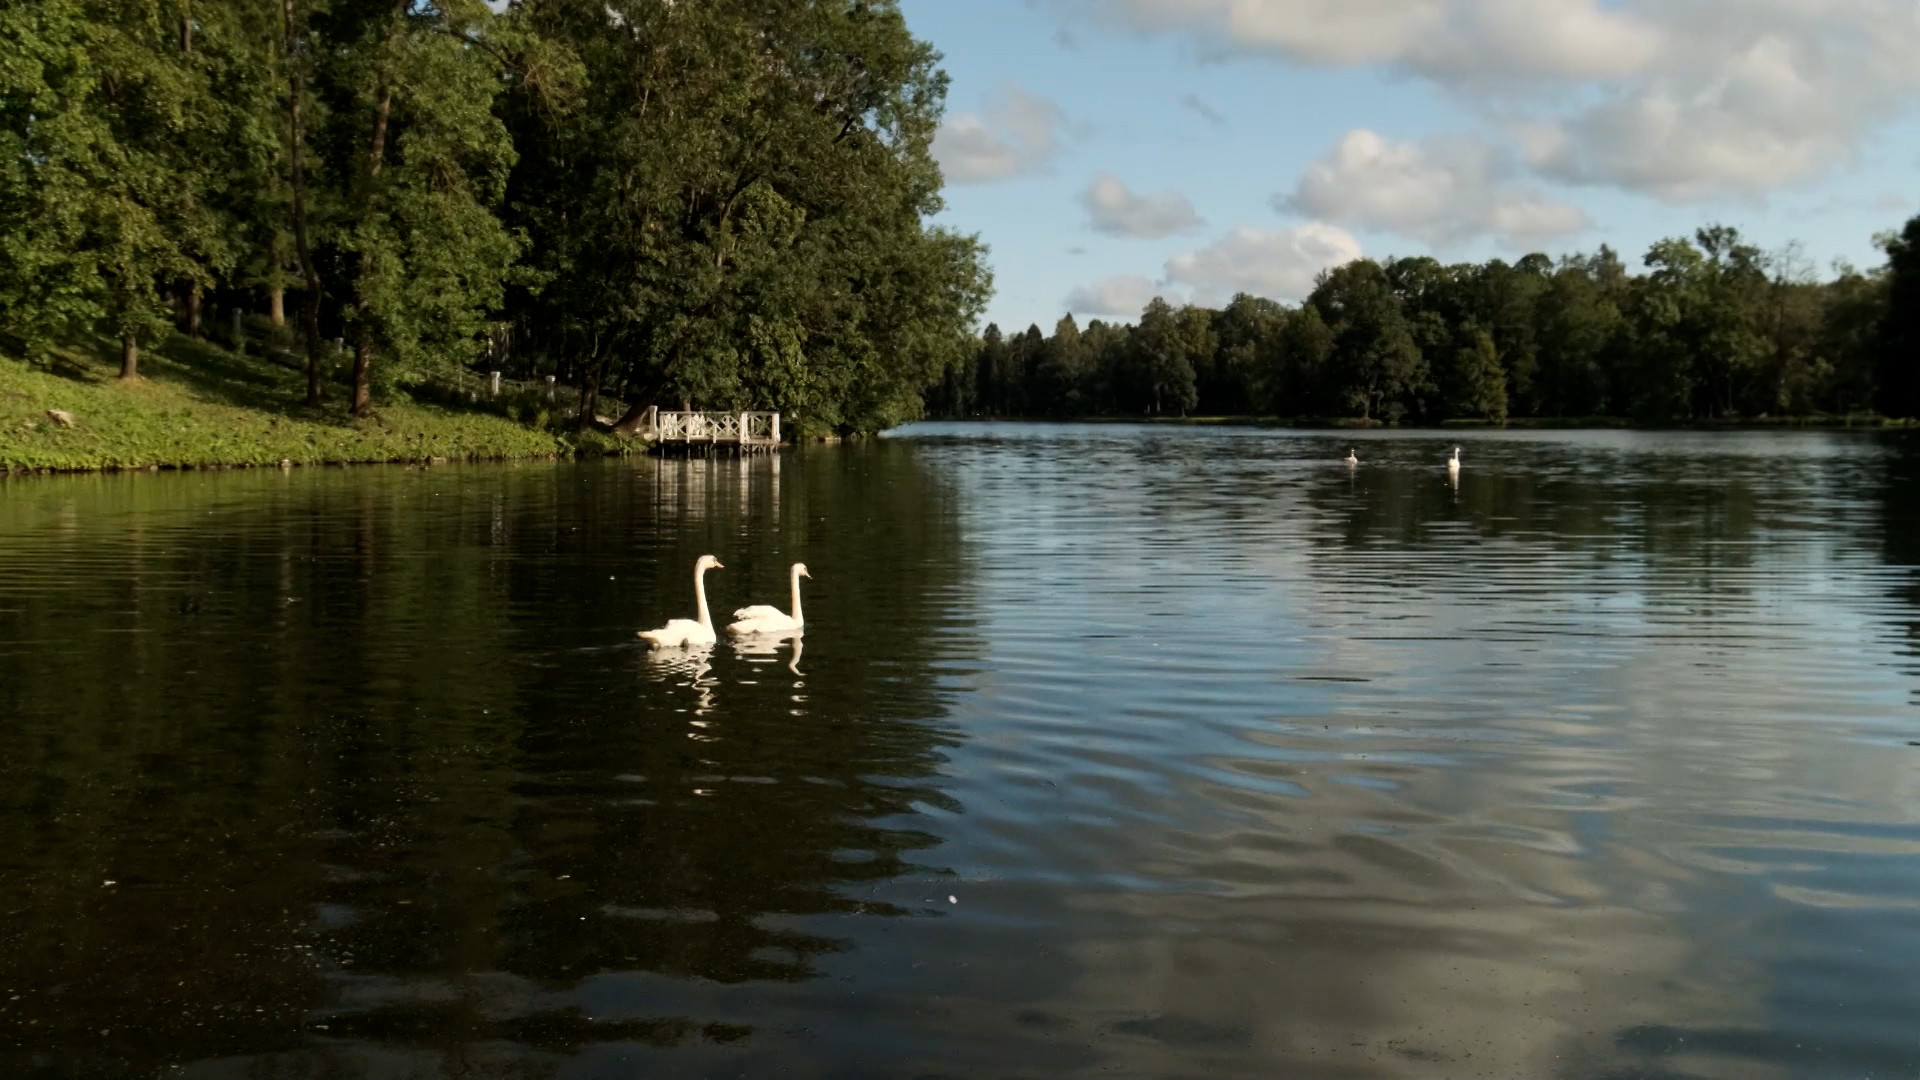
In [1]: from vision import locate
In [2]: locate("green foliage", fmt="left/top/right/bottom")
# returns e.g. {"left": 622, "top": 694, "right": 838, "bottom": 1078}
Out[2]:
{"left": 1, "top": 0, "right": 981, "bottom": 442}
{"left": 1312, "top": 260, "right": 1426, "bottom": 422}
{"left": 1130, "top": 298, "right": 1202, "bottom": 416}
{"left": 500, "top": 0, "right": 987, "bottom": 434}
{"left": 1441, "top": 328, "right": 1507, "bottom": 423}
{"left": 930, "top": 221, "right": 1905, "bottom": 425}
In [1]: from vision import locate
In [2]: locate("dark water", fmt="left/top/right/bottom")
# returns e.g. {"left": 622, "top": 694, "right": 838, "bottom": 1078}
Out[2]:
{"left": 3, "top": 423, "right": 1919, "bottom": 1078}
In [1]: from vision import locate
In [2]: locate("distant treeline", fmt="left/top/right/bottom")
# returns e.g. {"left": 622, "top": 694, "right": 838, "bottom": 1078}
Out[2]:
{"left": 1, "top": 0, "right": 988, "bottom": 435}
{"left": 930, "top": 220, "right": 1920, "bottom": 424}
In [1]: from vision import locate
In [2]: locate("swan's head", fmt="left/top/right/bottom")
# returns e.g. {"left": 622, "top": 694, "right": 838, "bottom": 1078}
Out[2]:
{"left": 696, "top": 554, "right": 723, "bottom": 572}
{"left": 792, "top": 562, "right": 811, "bottom": 579}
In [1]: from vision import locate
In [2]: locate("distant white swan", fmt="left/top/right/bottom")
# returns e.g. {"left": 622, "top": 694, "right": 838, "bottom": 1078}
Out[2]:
{"left": 639, "top": 554, "right": 723, "bottom": 648}
{"left": 1447, "top": 445, "right": 1461, "bottom": 473}
{"left": 729, "top": 562, "right": 808, "bottom": 636}
{"left": 1345, "top": 448, "right": 1359, "bottom": 466}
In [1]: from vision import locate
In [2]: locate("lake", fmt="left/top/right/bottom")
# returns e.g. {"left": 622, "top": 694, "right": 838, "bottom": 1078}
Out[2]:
{"left": 3, "top": 422, "right": 1918, "bottom": 1078}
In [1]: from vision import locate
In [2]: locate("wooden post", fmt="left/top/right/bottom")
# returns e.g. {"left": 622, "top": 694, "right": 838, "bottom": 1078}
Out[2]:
{"left": 545, "top": 375, "right": 556, "bottom": 402}
{"left": 770, "top": 412, "right": 780, "bottom": 443}
{"left": 489, "top": 371, "right": 501, "bottom": 397}
{"left": 647, "top": 404, "right": 657, "bottom": 433}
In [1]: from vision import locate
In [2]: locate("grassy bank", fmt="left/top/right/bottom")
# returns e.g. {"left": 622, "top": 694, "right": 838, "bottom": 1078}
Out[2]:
{"left": 1, "top": 337, "right": 623, "bottom": 473}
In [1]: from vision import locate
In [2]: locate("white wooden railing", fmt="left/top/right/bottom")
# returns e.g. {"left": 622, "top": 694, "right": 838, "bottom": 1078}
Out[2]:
{"left": 651, "top": 409, "right": 780, "bottom": 443}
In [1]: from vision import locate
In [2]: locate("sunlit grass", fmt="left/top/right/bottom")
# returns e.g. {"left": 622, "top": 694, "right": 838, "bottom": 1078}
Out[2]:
{"left": 0, "top": 335, "right": 613, "bottom": 472}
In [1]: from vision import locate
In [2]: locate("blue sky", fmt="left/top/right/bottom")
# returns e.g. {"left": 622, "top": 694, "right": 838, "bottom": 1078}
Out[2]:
{"left": 898, "top": 0, "right": 1920, "bottom": 335}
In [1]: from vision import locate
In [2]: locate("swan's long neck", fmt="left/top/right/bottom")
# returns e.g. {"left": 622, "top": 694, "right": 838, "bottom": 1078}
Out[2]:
{"left": 789, "top": 565, "right": 804, "bottom": 624}
{"left": 694, "top": 565, "right": 713, "bottom": 630}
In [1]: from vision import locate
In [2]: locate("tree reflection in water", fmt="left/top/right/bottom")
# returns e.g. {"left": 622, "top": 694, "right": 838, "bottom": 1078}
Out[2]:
{"left": 0, "top": 448, "right": 978, "bottom": 1074}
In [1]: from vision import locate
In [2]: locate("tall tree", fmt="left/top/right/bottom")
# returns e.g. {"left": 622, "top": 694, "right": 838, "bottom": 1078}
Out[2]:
{"left": 1129, "top": 297, "right": 1200, "bottom": 416}
{"left": 1877, "top": 216, "right": 1920, "bottom": 418}
{"left": 506, "top": 0, "right": 986, "bottom": 436}
{"left": 1035, "top": 314, "right": 1089, "bottom": 415}
{"left": 315, "top": 0, "right": 521, "bottom": 417}
{"left": 1208, "top": 293, "right": 1283, "bottom": 415}
{"left": 1310, "top": 260, "right": 1427, "bottom": 422}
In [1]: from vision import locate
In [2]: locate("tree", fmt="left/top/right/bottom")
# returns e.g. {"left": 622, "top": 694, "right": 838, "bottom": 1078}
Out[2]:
{"left": 1129, "top": 297, "right": 1201, "bottom": 416}
{"left": 1310, "top": 260, "right": 1427, "bottom": 422}
{"left": 1817, "top": 263, "right": 1887, "bottom": 414}
{"left": 311, "top": 0, "right": 521, "bottom": 417}
{"left": 974, "top": 323, "right": 1007, "bottom": 416}
{"left": 1469, "top": 255, "right": 1549, "bottom": 416}
{"left": 1439, "top": 326, "right": 1507, "bottom": 422}
{"left": 504, "top": 0, "right": 986, "bottom": 436}
{"left": 1034, "top": 314, "right": 1089, "bottom": 415}
{"left": 1878, "top": 216, "right": 1920, "bottom": 417}
{"left": 1534, "top": 254, "right": 1625, "bottom": 417}
{"left": 1273, "top": 303, "right": 1332, "bottom": 416}
{"left": 1208, "top": 293, "right": 1284, "bottom": 415}
{"left": 0, "top": 0, "right": 204, "bottom": 376}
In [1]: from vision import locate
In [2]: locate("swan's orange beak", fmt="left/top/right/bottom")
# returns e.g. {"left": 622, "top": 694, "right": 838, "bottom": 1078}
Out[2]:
{"left": 712, "top": 560, "right": 724, "bottom": 569}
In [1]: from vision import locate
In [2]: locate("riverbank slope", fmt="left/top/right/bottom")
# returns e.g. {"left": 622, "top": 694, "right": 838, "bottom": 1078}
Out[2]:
{"left": 1, "top": 339, "right": 613, "bottom": 473}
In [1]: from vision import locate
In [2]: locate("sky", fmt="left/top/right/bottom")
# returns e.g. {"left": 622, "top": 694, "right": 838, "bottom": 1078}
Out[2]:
{"left": 896, "top": 0, "right": 1920, "bottom": 335}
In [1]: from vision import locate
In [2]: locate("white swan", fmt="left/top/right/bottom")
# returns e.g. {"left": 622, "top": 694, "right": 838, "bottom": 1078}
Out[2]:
{"left": 1345, "top": 447, "right": 1359, "bottom": 466}
{"left": 1447, "top": 445, "right": 1461, "bottom": 472}
{"left": 638, "top": 554, "right": 723, "bottom": 648}
{"left": 728, "top": 562, "right": 808, "bottom": 636}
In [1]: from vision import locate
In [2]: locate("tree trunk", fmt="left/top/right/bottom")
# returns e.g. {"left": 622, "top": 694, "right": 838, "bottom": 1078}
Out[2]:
{"left": 120, "top": 335, "right": 139, "bottom": 380}
{"left": 611, "top": 385, "right": 664, "bottom": 433}
{"left": 347, "top": 84, "right": 395, "bottom": 419}
{"left": 350, "top": 323, "right": 374, "bottom": 416}
{"left": 186, "top": 284, "right": 202, "bottom": 339}
{"left": 281, "top": 0, "right": 325, "bottom": 405}
{"left": 576, "top": 366, "right": 601, "bottom": 432}
{"left": 268, "top": 286, "right": 284, "bottom": 327}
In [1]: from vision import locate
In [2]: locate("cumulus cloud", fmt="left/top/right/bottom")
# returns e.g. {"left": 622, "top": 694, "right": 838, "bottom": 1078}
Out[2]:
{"left": 1072, "top": 0, "right": 1660, "bottom": 80}
{"left": 1081, "top": 174, "right": 1205, "bottom": 238}
{"left": 1058, "top": 0, "right": 1920, "bottom": 201}
{"left": 933, "top": 86, "right": 1070, "bottom": 184}
{"left": 1281, "top": 129, "right": 1587, "bottom": 248}
{"left": 1065, "top": 275, "right": 1165, "bottom": 317}
{"left": 1517, "top": 25, "right": 1920, "bottom": 200}
{"left": 1164, "top": 224, "right": 1363, "bottom": 305}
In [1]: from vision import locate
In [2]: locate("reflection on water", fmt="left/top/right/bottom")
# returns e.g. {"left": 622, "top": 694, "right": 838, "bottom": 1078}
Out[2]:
{"left": 3, "top": 424, "right": 1920, "bottom": 1078}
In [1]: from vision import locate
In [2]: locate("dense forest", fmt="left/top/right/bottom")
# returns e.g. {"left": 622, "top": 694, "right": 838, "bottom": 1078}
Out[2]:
{"left": 931, "top": 219, "right": 1920, "bottom": 424}
{"left": 1, "top": 0, "right": 989, "bottom": 435}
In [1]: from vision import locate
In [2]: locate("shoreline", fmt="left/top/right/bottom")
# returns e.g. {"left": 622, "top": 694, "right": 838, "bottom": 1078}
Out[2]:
{"left": 10, "top": 338, "right": 1914, "bottom": 480}
{"left": 910, "top": 413, "right": 1918, "bottom": 432}
{"left": 1, "top": 339, "right": 637, "bottom": 477}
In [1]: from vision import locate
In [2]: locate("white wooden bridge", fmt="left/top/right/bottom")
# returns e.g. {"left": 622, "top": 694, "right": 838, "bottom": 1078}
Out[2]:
{"left": 644, "top": 407, "right": 782, "bottom": 455}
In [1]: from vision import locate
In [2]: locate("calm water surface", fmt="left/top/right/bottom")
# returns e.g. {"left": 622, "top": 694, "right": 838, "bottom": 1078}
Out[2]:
{"left": 3, "top": 423, "right": 1919, "bottom": 1078}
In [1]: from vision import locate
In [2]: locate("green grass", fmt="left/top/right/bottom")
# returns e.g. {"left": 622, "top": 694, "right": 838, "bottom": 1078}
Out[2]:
{"left": 0, "top": 335, "right": 621, "bottom": 473}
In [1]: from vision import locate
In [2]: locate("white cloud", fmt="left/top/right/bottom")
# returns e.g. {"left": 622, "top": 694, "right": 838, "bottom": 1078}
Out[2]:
{"left": 1065, "top": 275, "right": 1164, "bottom": 317}
{"left": 1058, "top": 0, "right": 1920, "bottom": 201}
{"left": 1519, "top": 25, "right": 1920, "bottom": 200}
{"left": 1164, "top": 224, "right": 1363, "bottom": 305}
{"left": 1281, "top": 129, "right": 1588, "bottom": 248}
{"left": 1072, "top": 0, "right": 1660, "bottom": 80}
{"left": 1081, "top": 174, "right": 1205, "bottom": 238}
{"left": 933, "top": 86, "right": 1070, "bottom": 184}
